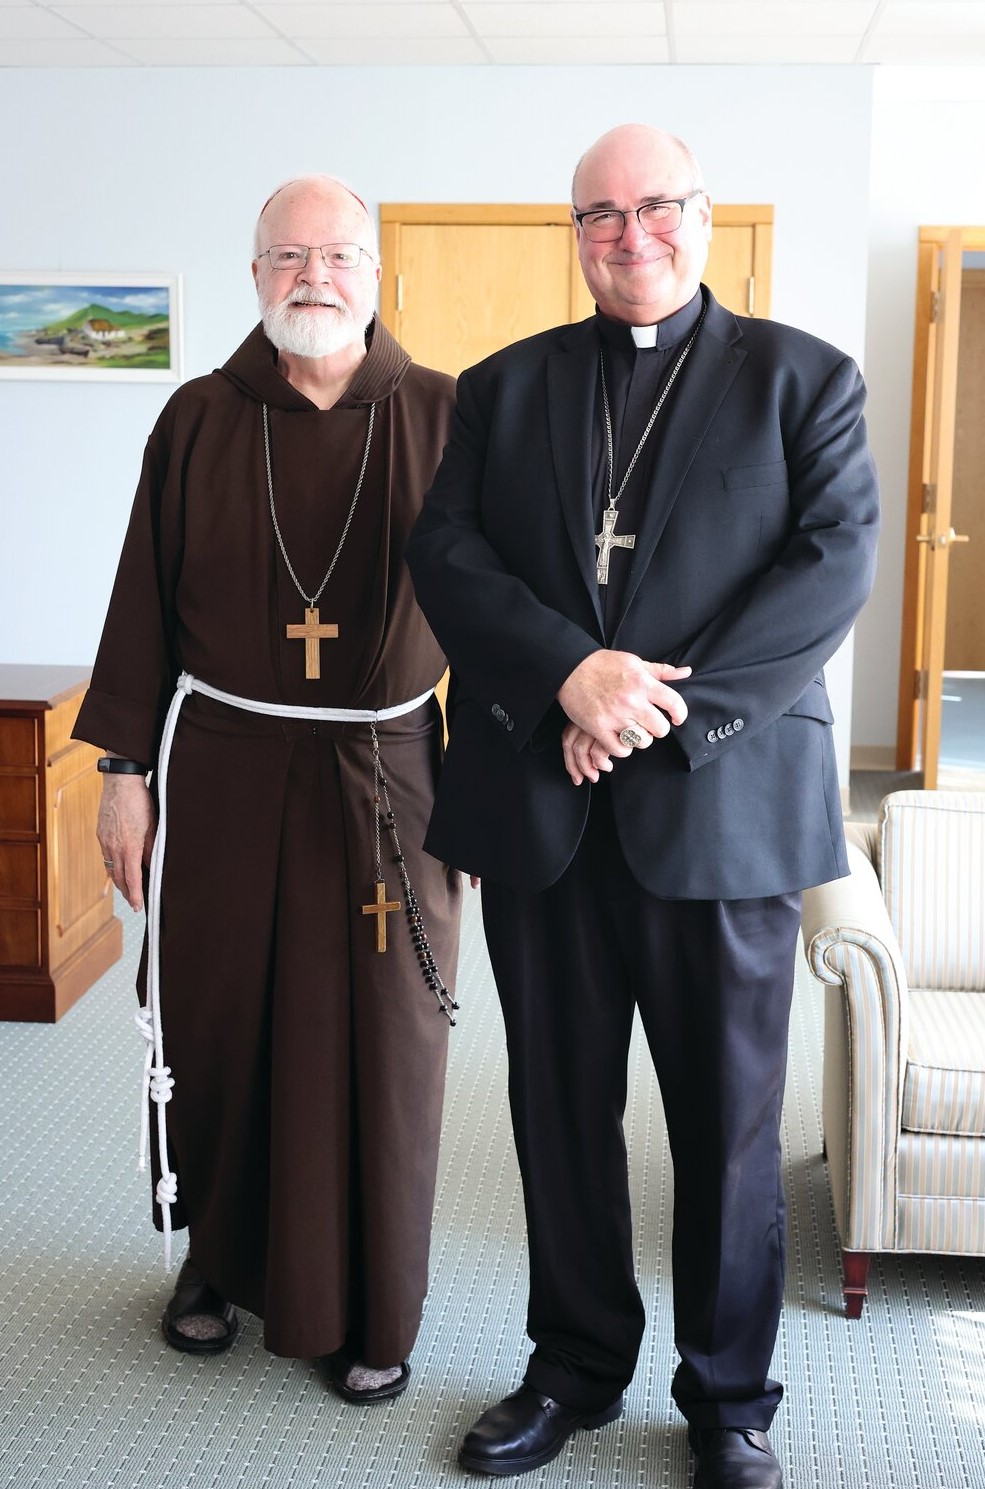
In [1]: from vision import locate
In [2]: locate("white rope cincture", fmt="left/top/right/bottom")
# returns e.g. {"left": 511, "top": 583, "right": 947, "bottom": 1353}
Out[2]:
{"left": 136, "top": 672, "right": 435, "bottom": 1268}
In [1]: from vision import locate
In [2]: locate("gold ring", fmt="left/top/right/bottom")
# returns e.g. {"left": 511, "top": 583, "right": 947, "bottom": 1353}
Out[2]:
{"left": 618, "top": 724, "right": 644, "bottom": 749}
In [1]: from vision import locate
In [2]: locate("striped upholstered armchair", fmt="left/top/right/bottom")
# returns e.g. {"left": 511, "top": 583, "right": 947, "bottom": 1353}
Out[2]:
{"left": 801, "top": 790, "right": 985, "bottom": 1318}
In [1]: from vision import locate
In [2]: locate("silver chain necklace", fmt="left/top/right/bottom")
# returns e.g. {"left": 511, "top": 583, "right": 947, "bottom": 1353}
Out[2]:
{"left": 262, "top": 400, "right": 375, "bottom": 608}
{"left": 595, "top": 304, "right": 706, "bottom": 585}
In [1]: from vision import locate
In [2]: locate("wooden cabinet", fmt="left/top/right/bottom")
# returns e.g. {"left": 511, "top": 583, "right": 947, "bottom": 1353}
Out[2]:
{"left": 0, "top": 664, "right": 122, "bottom": 1021}
{"left": 379, "top": 201, "right": 774, "bottom": 378}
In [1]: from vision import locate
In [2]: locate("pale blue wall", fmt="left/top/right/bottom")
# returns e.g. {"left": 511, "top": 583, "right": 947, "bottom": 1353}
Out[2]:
{"left": 0, "top": 64, "right": 875, "bottom": 777}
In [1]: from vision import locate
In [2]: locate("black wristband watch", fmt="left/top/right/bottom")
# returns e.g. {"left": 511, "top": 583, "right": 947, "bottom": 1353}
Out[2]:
{"left": 97, "top": 757, "right": 149, "bottom": 775}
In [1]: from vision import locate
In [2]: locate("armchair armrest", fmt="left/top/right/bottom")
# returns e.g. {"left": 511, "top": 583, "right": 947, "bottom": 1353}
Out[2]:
{"left": 801, "top": 841, "right": 910, "bottom": 1251}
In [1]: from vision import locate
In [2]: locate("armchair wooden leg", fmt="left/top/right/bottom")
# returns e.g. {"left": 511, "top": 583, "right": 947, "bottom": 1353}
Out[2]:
{"left": 842, "top": 1251, "right": 871, "bottom": 1319}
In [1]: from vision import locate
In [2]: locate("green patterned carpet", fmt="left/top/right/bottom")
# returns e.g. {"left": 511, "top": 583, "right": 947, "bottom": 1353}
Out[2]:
{"left": 1, "top": 888, "right": 984, "bottom": 1489}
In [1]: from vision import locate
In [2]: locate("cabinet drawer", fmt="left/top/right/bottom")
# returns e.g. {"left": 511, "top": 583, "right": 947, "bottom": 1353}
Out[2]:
{"left": 0, "top": 717, "right": 37, "bottom": 767}
{"left": 0, "top": 907, "right": 41, "bottom": 968}
{"left": 0, "top": 843, "right": 40, "bottom": 899}
{"left": 0, "top": 777, "right": 39, "bottom": 834}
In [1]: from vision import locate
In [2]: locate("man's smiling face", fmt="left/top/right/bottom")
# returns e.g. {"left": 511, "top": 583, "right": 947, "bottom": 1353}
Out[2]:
{"left": 252, "top": 180, "right": 381, "bottom": 359}
{"left": 572, "top": 124, "right": 712, "bottom": 326}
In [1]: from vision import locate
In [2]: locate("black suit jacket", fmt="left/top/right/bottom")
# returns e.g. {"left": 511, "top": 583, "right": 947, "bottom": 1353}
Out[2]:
{"left": 406, "top": 289, "right": 880, "bottom": 899}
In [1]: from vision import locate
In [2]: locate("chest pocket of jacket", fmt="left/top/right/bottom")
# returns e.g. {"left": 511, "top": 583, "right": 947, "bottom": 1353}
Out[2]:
{"left": 721, "top": 459, "right": 790, "bottom": 554}
{"left": 722, "top": 459, "right": 789, "bottom": 497}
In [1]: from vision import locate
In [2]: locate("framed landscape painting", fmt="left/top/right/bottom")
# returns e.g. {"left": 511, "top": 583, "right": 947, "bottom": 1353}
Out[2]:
{"left": 0, "top": 272, "right": 183, "bottom": 382}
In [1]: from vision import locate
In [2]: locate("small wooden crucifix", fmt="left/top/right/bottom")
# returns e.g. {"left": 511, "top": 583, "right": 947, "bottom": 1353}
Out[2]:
{"left": 286, "top": 606, "right": 338, "bottom": 680}
{"left": 595, "top": 508, "right": 636, "bottom": 585}
{"left": 362, "top": 880, "right": 401, "bottom": 953}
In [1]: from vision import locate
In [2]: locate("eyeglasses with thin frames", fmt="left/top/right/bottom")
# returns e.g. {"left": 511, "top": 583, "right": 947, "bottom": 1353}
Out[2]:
{"left": 257, "top": 243, "right": 376, "bottom": 272}
{"left": 572, "top": 191, "right": 703, "bottom": 243}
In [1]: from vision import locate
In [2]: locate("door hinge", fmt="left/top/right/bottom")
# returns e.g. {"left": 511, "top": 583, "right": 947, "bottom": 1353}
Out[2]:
{"left": 396, "top": 274, "right": 404, "bottom": 313}
{"left": 930, "top": 290, "right": 942, "bottom": 323}
{"left": 914, "top": 669, "right": 928, "bottom": 701}
{"left": 922, "top": 482, "right": 936, "bottom": 514}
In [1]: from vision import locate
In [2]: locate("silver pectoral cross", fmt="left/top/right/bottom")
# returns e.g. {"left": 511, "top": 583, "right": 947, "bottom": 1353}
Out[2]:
{"left": 595, "top": 507, "right": 636, "bottom": 585}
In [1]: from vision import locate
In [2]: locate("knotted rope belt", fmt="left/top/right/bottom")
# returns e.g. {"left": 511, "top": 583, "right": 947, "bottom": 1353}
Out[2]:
{"left": 136, "top": 671, "right": 434, "bottom": 1267}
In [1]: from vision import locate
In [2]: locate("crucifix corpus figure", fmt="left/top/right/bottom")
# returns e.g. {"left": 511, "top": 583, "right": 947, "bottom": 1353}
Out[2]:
{"left": 595, "top": 507, "right": 636, "bottom": 584}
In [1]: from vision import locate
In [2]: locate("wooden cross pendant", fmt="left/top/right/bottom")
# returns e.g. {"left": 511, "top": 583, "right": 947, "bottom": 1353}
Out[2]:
{"left": 285, "top": 606, "right": 338, "bottom": 680}
{"left": 362, "top": 880, "right": 401, "bottom": 953}
{"left": 595, "top": 507, "right": 636, "bottom": 585}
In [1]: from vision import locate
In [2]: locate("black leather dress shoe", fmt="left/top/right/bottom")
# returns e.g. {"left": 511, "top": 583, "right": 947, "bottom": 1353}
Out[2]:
{"left": 459, "top": 1384, "right": 623, "bottom": 1476}
{"left": 689, "top": 1427, "right": 783, "bottom": 1489}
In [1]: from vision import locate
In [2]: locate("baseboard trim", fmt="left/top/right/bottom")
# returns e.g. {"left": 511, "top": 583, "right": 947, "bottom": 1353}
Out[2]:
{"left": 850, "top": 745, "right": 897, "bottom": 772}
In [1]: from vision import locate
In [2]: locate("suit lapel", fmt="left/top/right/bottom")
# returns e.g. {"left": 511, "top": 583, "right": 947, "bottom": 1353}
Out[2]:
{"left": 547, "top": 320, "right": 604, "bottom": 631}
{"left": 612, "top": 295, "right": 746, "bottom": 638}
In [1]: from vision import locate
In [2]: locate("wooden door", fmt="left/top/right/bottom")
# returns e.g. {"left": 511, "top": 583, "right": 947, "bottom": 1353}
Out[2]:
{"left": 945, "top": 269, "right": 985, "bottom": 671}
{"left": 897, "top": 227, "right": 980, "bottom": 783}
{"left": 380, "top": 205, "right": 590, "bottom": 378}
{"left": 704, "top": 206, "right": 773, "bottom": 319}
{"left": 380, "top": 203, "right": 773, "bottom": 376}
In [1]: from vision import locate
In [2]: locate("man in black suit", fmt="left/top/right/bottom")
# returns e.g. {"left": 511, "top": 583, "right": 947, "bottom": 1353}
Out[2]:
{"left": 406, "top": 124, "right": 879, "bottom": 1489}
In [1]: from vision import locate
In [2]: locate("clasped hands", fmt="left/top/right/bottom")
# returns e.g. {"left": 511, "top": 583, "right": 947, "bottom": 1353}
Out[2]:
{"left": 558, "top": 649, "right": 691, "bottom": 787}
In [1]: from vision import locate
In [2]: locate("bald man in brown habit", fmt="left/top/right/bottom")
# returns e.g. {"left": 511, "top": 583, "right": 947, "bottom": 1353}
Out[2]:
{"left": 75, "top": 175, "right": 461, "bottom": 1401}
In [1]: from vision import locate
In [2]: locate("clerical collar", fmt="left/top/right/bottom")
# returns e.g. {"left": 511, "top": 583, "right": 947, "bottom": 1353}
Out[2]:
{"left": 595, "top": 289, "right": 704, "bottom": 353}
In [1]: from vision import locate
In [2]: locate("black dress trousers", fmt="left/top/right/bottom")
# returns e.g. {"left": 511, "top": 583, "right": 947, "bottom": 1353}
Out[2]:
{"left": 479, "top": 779, "right": 801, "bottom": 1428}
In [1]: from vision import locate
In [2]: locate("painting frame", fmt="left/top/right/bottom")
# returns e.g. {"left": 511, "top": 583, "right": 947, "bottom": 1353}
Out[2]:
{"left": 0, "top": 271, "right": 183, "bottom": 382}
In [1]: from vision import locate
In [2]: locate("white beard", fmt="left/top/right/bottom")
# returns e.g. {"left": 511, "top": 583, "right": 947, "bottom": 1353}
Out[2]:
{"left": 260, "top": 288, "right": 367, "bottom": 359}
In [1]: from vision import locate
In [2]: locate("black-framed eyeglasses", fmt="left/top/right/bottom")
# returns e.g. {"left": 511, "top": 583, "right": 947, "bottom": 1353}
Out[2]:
{"left": 257, "top": 243, "right": 376, "bottom": 272}
{"left": 573, "top": 191, "right": 703, "bottom": 243}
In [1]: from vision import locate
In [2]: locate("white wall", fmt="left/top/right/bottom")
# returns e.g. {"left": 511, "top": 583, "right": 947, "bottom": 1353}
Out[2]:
{"left": 855, "top": 66, "right": 985, "bottom": 752}
{"left": 0, "top": 63, "right": 874, "bottom": 776}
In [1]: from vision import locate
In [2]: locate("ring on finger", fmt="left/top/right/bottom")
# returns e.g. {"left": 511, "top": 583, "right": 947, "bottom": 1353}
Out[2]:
{"left": 618, "top": 723, "right": 645, "bottom": 749}
{"left": 103, "top": 859, "right": 115, "bottom": 869}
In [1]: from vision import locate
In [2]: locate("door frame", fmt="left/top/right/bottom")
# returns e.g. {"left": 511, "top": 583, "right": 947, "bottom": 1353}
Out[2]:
{"left": 896, "top": 225, "right": 985, "bottom": 778}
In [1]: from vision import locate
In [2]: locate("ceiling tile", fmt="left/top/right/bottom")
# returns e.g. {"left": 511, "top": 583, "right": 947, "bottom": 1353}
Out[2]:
{"left": 486, "top": 34, "right": 669, "bottom": 62}
{"left": 464, "top": 3, "right": 664, "bottom": 38}
{"left": 0, "top": 35, "right": 133, "bottom": 60}
{"left": 51, "top": 0, "right": 242, "bottom": 5}
{"left": 673, "top": 33, "right": 859, "bottom": 61}
{"left": 0, "top": 0, "right": 977, "bottom": 67}
{"left": 300, "top": 33, "right": 486, "bottom": 60}
{"left": 47, "top": 4, "right": 280, "bottom": 37}
{"left": 109, "top": 35, "right": 312, "bottom": 61}
{"left": 670, "top": 2, "right": 877, "bottom": 36}
{"left": 255, "top": 4, "right": 468, "bottom": 37}
{"left": 0, "top": 6, "right": 91, "bottom": 37}
{"left": 257, "top": 0, "right": 459, "bottom": 4}
{"left": 864, "top": 32, "right": 985, "bottom": 61}
{"left": 876, "top": 2, "right": 985, "bottom": 34}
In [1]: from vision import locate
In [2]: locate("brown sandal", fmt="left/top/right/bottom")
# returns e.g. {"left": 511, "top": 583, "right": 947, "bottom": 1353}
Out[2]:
{"left": 161, "top": 1257, "right": 238, "bottom": 1355}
